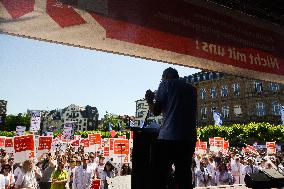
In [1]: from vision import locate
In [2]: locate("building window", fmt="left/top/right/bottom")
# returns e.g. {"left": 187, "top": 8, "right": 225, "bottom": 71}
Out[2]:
{"left": 137, "top": 103, "right": 144, "bottom": 109}
{"left": 232, "top": 83, "right": 240, "bottom": 95}
{"left": 221, "top": 106, "right": 229, "bottom": 118}
{"left": 201, "top": 107, "right": 207, "bottom": 119}
{"left": 197, "top": 75, "right": 200, "bottom": 82}
{"left": 255, "top": 81, "right": 263, "bottom": 93}
{"left": 256, "top": 102, "right": 265, "bottom": 116}
{"left": 84, "top": 123, "right": 86, "bottom": 126}
{"left": 200, "top": 89, "right": 206, "bottom": 100}
{"left": 210, "top": 87, "right": 217, "bottom": 98}
{"left": 221, "top": 85, "right": 228, "bottom": 97}
{"left": 209, "top": 72, "right": 213, "bottom": 80}
{"left": 272, "top": 101, "right": 281, "bottom": 115}
{"left": 137, "top": 111, "right": 144, "bottom": 118}
{"left": 233, "top": 105, "right": 242, "bottom": 117}
{"left": 269, "top": 83, "right": 279, "bottom": 92}
{"left": 211, "top": 107, "right": 216, "bottom": 113}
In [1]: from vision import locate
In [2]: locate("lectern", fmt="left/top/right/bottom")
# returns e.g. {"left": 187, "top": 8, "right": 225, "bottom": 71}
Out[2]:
{"left": 131, "top": 127, "right": 159, "bottom": 189}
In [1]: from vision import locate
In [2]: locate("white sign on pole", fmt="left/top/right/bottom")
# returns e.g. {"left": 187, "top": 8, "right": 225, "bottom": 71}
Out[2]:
{"left": 30, "top": 111, "right": 41, "bottom": 132}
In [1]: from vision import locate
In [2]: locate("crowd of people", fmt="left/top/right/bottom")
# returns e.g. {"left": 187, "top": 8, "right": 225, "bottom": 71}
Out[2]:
{"left": 192, "top": 147, "right": 284, "bottom": 187}
{"left": 0, "top": 144, "right": 132, "bottom": 189}
{"left": 1, "top": 141, "right": 284, "bottom": 189}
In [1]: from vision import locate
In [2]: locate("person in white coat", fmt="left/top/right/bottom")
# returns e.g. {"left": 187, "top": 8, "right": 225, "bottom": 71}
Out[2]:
{"left": 231, "top": 156, "right": 245, "bottom": 184}
{"left": 195, "top": 160, "right": 212, "bottom": 187}
{"left": 243, "top": 158, "right": 259, "bottom": 175}
{"left": 0, "top": 174, "right": 5, "bottom": 189}
{"left": 215, "top": 162, "right": 234, "bottom": 186}
{"left": 74, "top": 155, "right": 94, "bottom": 189}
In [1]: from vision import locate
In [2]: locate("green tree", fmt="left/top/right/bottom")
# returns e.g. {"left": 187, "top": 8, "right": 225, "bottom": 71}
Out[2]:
{"left": 2, "top": 114, "right": 30, "bottom": 131}
{"left": 99, "top": 112, "right": 126, "bottom": 132}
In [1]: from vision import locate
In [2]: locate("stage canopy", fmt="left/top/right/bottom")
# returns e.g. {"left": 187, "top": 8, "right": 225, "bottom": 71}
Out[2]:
{"left": 0, "top": 0, "right": 283, "bottom": 83}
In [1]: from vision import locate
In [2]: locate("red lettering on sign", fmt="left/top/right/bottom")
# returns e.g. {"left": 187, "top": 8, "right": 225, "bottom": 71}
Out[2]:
{"left": 46, "top": 0, "right": 86, "bottom": 28}
{"left": 0, "top": 0, "right": 34, "bottom": 18}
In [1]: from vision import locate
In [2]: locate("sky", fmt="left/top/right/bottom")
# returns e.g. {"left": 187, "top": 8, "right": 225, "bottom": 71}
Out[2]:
{"left": 0, "top": 34, "right": 200, "bottom": 118}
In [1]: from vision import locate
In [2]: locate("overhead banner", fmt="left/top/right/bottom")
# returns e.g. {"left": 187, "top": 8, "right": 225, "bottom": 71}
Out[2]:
{"left": 0, "top": 0, "right": 283, "bottom": 83}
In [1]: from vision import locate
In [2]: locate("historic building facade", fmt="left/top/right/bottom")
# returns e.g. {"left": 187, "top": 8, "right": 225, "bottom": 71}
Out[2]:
{"left": 61, "top": 104, "right": 99, "bottom": 131}
{"left": 184, "top": 72, "right": 283, "bottom": 126}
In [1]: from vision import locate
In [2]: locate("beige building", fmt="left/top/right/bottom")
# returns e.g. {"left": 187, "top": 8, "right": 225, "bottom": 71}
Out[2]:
{"left": 184, "top": 72, "right": 283, "bottom": 126}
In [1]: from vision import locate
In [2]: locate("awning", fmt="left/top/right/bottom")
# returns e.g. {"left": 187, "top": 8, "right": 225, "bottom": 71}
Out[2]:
{"left": 1, "top": 0, "right": 283, "bottom": 83}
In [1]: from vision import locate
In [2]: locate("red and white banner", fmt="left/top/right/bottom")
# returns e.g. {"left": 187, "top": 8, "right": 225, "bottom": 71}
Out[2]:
{"left": 0, "top": 0, "right": 283, "bottom": 83}
{"left": 195, "top": 139, "right": 207, "bottom": 154}
{"left": 103, "top": 146, "right": 110, "bottom": 157}
{"left": 113, "top": 139, "right": 130, "bottom": 163}
{"left": 243, "top": 145, "right": 258, "bottom": 155}
{"left": 4, "top": 137, "right": 13, "bottom": 153}
{"left": 37, "top": 136, "right": 53, "bottom": 157}
{"left": 0, "top": 136, "right": 5, "bottom": 148}
{"left": 13, "top": 135, "right": 35, "bottom": 163}
{"left": 266, "top": 142, "right": 276, "bottom": 154}
{"left": 88, "top": 133, "right": 102, "bottom": 153}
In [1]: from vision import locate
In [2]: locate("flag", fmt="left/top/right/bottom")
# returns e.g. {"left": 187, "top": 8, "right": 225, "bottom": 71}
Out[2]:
{"left": 213, "top": 111, "right": 222, "bottom": 126}
{"left": 108, "top": 122, "right": 113, "bottom": 131}
{"left": 130, "top": 120, "right": 135, "bottom": 127}
{"left": 117, "top": 122, "right": 121, "bottom": 132}
{"left": 140, "top": 120, "right": 144, "bottom": 128}
{"left": 281, "top": 106, "right": 284, "bottom": 125}
{"left": 243, "top": 144, "right": 258, "bottom": 155}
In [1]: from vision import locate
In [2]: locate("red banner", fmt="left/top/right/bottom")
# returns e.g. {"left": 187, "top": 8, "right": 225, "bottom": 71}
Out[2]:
{"left": 5, "top": 138, "right": 13, "bottom": 148}
{"left": 103, "top": 146, "right": 110, "bottom": 157}
{"left": 88, "top": 134, "right": 101, "bottom": 145}
{"left": 80, "top": 139, "right": 90, "bottom": 147}
{"left": 14, "top": 135, "right": 34, "bottom": 153}
{"left": 1, "top": 0, "right": 283, "bottom": 82}
{"left": 38, "top": 136, "right": 53, "bottom": 151}
{"left": 71, "top": 140, "right": 80, "bottom": 147}
{"left": 113, "top": 139, "right": 129, "bottom": 155}
{"left": 266, "top": 142, "right": 276, "bottom": 154}
{"left": 0, "top": 137, "right": 5, "bottom": 147}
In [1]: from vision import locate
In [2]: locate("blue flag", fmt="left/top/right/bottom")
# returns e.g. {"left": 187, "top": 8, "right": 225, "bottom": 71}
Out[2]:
{"left": 130, "top": 120, "right": 135, "bottom": 127}
{"left": 281, "top": 106, "right": 284, "bottom": 125}
{"left": 140, "top": 120, "right": 144, "bottom": 128}
{"left": 108, "top": 122, "right": 113, "bottom": 131}
{"left": 117, "top": 122, "right": 121, "bottom": 132}
{"left": 213, "top": 111, "right": 222, "bottom": 126}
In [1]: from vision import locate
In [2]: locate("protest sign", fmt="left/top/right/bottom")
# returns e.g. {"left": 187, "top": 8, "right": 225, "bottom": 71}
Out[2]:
{"left": 266, "top": 142, "right": 276, "bottom": 154}
{"left": 112, "top": 139, "right": 130, "bottom": 163}
{"left": 0, "top": 137, "right": 5, "bottom": 148}
{"left": 16, "top": 126, "right": 26, "bottom": 136}
{"left": 4, "top": 137, "right": 14, "bottom": 153}
{"left": 13, "top": 135, "right": 35, "bottom": 163}
{"left": 37, "top": 136, "right": 53, "bottom": 157}
{"left": 30, "top": 111, "right": 41, "bottom": 132}
{"left": 195, "top": 140, "right": 207, "bottom": 154}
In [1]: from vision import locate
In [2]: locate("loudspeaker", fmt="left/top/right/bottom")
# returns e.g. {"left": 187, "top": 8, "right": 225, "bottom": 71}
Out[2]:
{"left": 244, "top": 172, "right": 271, "bottom": 188}
{"left": 245, "top": 169, "right": 284, "bottom": 188}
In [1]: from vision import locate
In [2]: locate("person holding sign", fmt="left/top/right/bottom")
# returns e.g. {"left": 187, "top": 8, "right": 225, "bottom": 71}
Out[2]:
{"left": 51, "top": 161, "right": 68, "bottom": 189}
{"left": 145, "top": 67, "right": 197, "bottom": 189}
{"left": 14, "top": 160, "right": 40, "bottom": 189}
